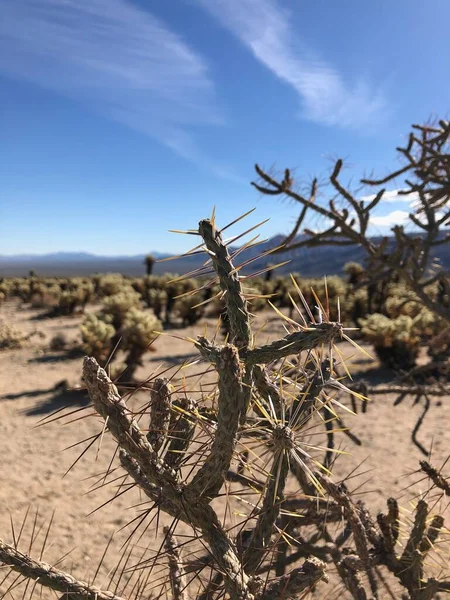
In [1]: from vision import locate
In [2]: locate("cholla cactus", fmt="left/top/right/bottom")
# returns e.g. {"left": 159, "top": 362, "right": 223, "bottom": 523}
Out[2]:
{"left": 144, "top": 253, "right": 155, "bottom": 276}
{"left": 119, "top": 307, "right": 162, "bottom": 380}
{"left": 0, "top": 321, "right": 40, "bottom": 350}
{"left": 343, "top": 288, "right": 368, "bottom": 327}
{"left": 16, "top": 281, "right": 33, "bottom": 302}
{"left": 143, "top": 288, "right": 167, "bottom": 320}
{"left": 343, "top": 261, "right": 365, "bottom": 286}
{"left": 174, "top": 294, "right": 204, "bottom": 326}
{"left": 97, "top": 274, "right": 126, "bottom": 297}
{"left": 360, "top": 313, "right": 421, "bottom": 370}
{"left": 0, "top": 280, "right": 8, "bottom": 298}
{"left": 56, "top": 289, "right": 85, "bottom": 316}
{"left": 385, "top": 283, "right": 423, "bottom": 318}
{"left": 30, "top": 282, "right": 62, "bottom": 309}
{"left": 80, "top": 313, "right": 115, "bottom": 362}
{"left": 0, "top": 322, "right": 27, "bottom": 350}
{"left": 102, "top": 289, "right": 142, "bottom": 328}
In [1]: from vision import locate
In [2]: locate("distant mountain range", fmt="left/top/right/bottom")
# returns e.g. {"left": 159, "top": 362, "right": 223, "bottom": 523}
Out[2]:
{"left": 1, "top": 234, "right": 449, "bottom": 278}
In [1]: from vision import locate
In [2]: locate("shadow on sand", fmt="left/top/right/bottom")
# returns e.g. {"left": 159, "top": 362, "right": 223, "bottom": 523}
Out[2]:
{"left": 1, "top": 382, "right": 90, "bottom": 417}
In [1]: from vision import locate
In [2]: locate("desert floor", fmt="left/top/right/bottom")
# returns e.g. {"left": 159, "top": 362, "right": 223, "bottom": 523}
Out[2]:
{"left": 1, "top": 299, "right": 449, "bottom": 599}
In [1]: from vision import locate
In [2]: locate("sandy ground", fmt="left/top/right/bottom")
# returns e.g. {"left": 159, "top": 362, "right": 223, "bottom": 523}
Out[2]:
{"left": 1, "top": 299, "right": 449, "bottom": 599}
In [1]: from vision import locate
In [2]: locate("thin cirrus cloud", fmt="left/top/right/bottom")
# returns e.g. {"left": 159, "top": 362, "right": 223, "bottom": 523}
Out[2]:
{"left": 0, "top": 0, "right": 236, "bottom": 177}
{"left": 192, "top": 0, "right": 388, "bottom": 129}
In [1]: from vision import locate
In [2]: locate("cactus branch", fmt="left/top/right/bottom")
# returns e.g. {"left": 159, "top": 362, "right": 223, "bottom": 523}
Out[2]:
{"left": 163, "top": 526, "right": 190, "bottom": 600}
{"left": 198, "top": 218, "right": 252, "bottom": 349}
{"left": 244, "top": 323, "right": 342, "bottom": 365}
{"left": 258, "top": 558, "right": 327, "bottom": 600}
{"left": 0, "top": 539, "right": 126, "bottom": 600}
{"left": 186, "top": 344, "right": 247, "bottom": 500}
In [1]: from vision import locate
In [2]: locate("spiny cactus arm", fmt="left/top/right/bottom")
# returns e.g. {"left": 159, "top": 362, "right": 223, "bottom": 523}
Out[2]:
{"left": 396, "top": 500, "right": 431, "bottom": 591}
{"left": 400, "top": 499, "right": 428, "bottom": 567}
{"left": 244, "top": 323, "right": 342, "bottom": 365}
{"left": 183, "top": 504, "right": 254, "bottom": 600}
{"left": 84, "top": 359, "right": 252, "bottom": 600}
{"left": 121, "top": 454, "right": 252, "bottom": 600}
{"left": 165, "top": 397, "right": 197, "bottom": 470}
{"left": 243, "top": 449, "right": 289, "bottom": 573}
{"left": 194, "top": 335, "right": 222, "bottom": 363}
{"left": 253, "top": 365, "right": 282, "bottom": 416}
{"left": 333, "top": 553, "right": 369, "bottom": 600}
{"left": 404, "top": 275, "right": 450, "bottom": 322}
{"left": 420, "top": 460, "right": 450, "bottom": 495}
{"left": 0, "top": 539, "right": 126, "bottom": 600}
{"left": 148, "top": 377, "right": 172, "bottom": 452}
{"left": 186, "top": 344, "right": 247, "bottom": 500}
{"left": 257, "top": 558, "right": 327, "bottom": 600}
{"left": 119, "top": 450, "right": 161, "bottom": 502}
{"left": 316, "top": 474, "right": 372, "bottom": 566}
{"left": 163, "top": 526, "right": 189, "bottom": 600}
{"left": 419, "top": 515, "right": 445, "bottom": 555}
{"left": 83, "top": 357, "right": 180, "bottom": 490}
{"left": 198, "top": 219, "right": 251, "bottom": 349}
{"left": 377, "top": 500, "right": 400, "bottom": 562}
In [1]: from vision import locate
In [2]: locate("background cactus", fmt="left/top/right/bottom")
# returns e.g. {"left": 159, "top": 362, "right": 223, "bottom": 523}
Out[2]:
{"left": 360, "top": 313, "right": 422, "bottom": 370}
{"left": 102, "top": 289, "right": 142, "bottom": 328}
{"left": 118, "top": 307, "right": 162, "bottom": 380}
{"left": 80, "top": 313, "right": 115, "bottom": 362}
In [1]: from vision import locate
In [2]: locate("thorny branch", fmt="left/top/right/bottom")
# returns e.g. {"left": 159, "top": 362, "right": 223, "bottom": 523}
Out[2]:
{"left": 252, "top": 120, "right": 450, "bottom": 322}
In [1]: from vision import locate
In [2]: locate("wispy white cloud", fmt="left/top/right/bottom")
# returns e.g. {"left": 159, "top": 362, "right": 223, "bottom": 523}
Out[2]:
{"left": 192, "top": 0, "right": 388, "bottom": 129}
{"left": 361, "top": 189, "right": 419, "bottom": 204}
{"left": 0, "top": 0, "right": 233, "bottom": 175}
{"left": 370, "top": 210, "right": 409, "bottom": 227}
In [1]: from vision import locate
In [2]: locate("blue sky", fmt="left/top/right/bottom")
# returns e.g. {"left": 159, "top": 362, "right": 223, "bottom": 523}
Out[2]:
{"left": 1, "top": 0, "right": 449, "bottom": 255}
